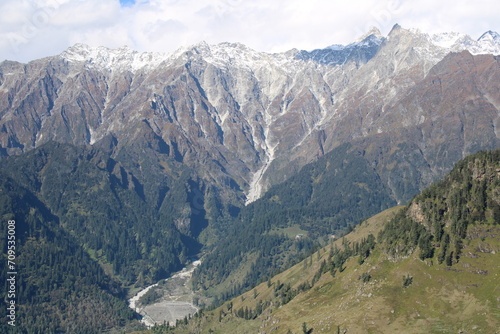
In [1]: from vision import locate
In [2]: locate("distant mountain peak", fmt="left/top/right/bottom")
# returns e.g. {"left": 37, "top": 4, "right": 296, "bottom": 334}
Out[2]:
{"left": 388, "top": 23, "right": 402, "bottom": 35}
{"left": 60, "top": 43, "right": 170, "bottom": 72}
{"left": 478, "top": 30, "right": 500, "bottom": 42}
{"left": 427, "top": 29, "right": 500, "bottom": 55}
{"left": 356, "top": 26, "right": 383, "bottom": 42}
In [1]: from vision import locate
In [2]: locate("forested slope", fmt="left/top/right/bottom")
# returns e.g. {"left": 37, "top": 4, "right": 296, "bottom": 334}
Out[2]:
{"left": 192, "top": 143, "right": 397, "bottom": 305}
{"left": 165, "top": 149, "right": 500, "bottom": 334}
{"left": 0, "top": 175, "right": 136, "bottom": 333}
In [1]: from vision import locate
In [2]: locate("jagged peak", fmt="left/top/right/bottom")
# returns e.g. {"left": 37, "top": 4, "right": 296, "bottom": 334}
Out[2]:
{"left": 356, "top": 26, "right": 383, "bottom": 42}
{"left": 383, "top": 25, "right": 500, "bottom": 56}
{"left": 388, "top": 23, "right": 402, "bottom": 35}
{"left": 185, "top": 40, "right": 260, "bottom": 56}
{"left": 478, "top": 30, "right": 500, "bottom": 41}
{"left": 63, "top": 43, "right": 135, "bottom": 58}
{"left": 186, "top": 40, "right": 211, "bottom": 53}
{"left": 324, "top": 28, "right": 383, "bottom": 52}
{"left": 428, "top": 30, "right": 500, "bottom": 55}
{"left": 429, "top": 31, "right": 471, "bottom": 48}
{"left": 57, "top": 26, "right": 500, "bottom": 74}
{"left": 178, "top": 40, "right": 298, "bottom": 71}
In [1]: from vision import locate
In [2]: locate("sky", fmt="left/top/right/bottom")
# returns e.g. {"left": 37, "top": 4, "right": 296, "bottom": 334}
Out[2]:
{"left": 0, "top": 0, "right": 499, "bottom": 63}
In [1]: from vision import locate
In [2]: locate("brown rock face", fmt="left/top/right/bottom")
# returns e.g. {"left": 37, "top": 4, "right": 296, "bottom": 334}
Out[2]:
{"left": 0, "top": 27, "right": 499, "bottom": 206}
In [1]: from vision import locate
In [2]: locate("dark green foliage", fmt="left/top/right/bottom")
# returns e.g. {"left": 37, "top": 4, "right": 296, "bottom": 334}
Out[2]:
{"left": 274, "top": 281, "right": 299, "bottom": 306}
{"left": 0, "top": 142, "right": 196, "bottom": 285}
{"left": 139, "top": 287, "right": 162, "bottom": 306}
{"left": 247, "top": 143, "right": 396, "bottom": 239}
{"left": 359, "top": 272, "right": 372, "bottom": 283}
{"left": 233, "top": 302, "right": 268, "bottom": 321}
{"left": 437, "top": 233, "right": 450, "bottom": 265}
{"left": 418, "top": 232, "right": 434, "bottom": 260}
{"left": 379, "top": 210, "right": 430, "bottom": 257}
{"left": 357, "top": 234, "right": 376, "bottom": 264}
{"left": 193, "top": 143, "right": 395, "bottom": 303}
{"left": 0, "top": 141, "right": 225, "bottom": 332}
{"left": 380, "top": 149, "right": 500, "bottom": 266}
{"left": 446, "top": 251, "right": 454, "bottom": 267}
{"left": 0, "top": 176, "right": 135, "bottom": 333}
{"left": 150, "top": 323, "right": 176, "bottom": 334}
{"left": 402, "top": 274, "right": 413, "bottom": 288}
{"left": 323, "top": 234, "right": 377, "bottom": 280}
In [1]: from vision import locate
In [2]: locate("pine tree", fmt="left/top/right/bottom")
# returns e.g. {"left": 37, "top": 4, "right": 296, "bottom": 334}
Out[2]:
{"left": 302, "top": 322, "right": 308, "bottom": 334}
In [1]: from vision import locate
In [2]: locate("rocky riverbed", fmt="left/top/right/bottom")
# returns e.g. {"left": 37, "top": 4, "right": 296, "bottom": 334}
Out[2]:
{"left": 129, "top": 260, "right": 201, "bottom": 327}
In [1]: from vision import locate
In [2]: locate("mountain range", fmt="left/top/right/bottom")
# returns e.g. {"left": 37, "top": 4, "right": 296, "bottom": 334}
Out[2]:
{"left": 0, "top": 24, "right": 499, "bottom": 332}
{"left": 1, "top": 25, "right": 499, "bottom": 205}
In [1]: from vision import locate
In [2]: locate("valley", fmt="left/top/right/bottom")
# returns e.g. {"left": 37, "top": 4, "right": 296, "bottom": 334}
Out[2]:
{"left": 0, "top": 25, "right": 498, "bottom": 333}
{"left": 168, "top": 150, "right": 500, "bottom": 333}
{"left": 129, "top": 260, "right": 201, "bottom": 328}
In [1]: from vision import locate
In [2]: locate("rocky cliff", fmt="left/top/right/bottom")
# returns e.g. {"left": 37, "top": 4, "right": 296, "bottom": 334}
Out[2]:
{"left": 0, "top": 25, "right": 499, "bottom": 207}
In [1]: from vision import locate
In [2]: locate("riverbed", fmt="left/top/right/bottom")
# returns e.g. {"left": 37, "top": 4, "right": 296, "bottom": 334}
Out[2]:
{"left": 129, "top": 260, "right": 201, "bottom": 327}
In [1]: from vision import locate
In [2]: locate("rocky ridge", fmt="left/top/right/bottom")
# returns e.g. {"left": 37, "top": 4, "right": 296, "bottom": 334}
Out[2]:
{"left": 0, "top": 24, "right": 499, "bottom": 206}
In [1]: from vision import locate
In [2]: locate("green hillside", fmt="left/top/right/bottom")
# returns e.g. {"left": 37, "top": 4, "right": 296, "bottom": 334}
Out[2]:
{"left": 0, "top": 141, "right": 209, "bottom": 332}
{"left": 164, "top": 149, "right": 500, "bottom": 333}
{"left": 192, "top": 143, "right": 396, "bottom": 304}
{"left": 0, "top": 175, "right": 137, "bottom": 333}
{"left": 0, "top": 141, "right": 191, "bottom": 285}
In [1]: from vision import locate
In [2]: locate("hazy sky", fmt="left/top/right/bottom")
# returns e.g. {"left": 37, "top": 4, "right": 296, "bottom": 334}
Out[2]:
{"left": 1, "top": 0, "right": 499, "bottom": 62}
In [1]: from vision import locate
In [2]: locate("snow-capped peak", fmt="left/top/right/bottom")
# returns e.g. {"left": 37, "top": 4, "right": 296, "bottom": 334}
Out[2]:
{"left": 425, "top": 30, "right": 500, "bottom": 55}
{"left": 325, "top": 28, "right": 383, "bottom": 52}
{"left": 61, "top": 43, "right": 171, "bottom": 72}
{"left": 356, "top": 27, "right": 383, "bottom": 43}
{"left": 179, "top": 40, "right": 297, "bottom": 72}
{"left": 478, "top": 30, "right": 500, "bottom": 43}
{"left": 59, "top": 27, "right": 500, "bottom": 74}
{"left": 429, "top": 31, "right": 469, "bottom": 48}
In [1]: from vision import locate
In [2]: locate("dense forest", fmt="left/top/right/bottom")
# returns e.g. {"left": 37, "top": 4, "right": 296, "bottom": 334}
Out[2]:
{"left": 192, "top": 143, "right": 396, "bottom": 305}
{"left": 0, "top": 142, "right": 192, "bottom": 285}
{"left": 0, "top": 141, "right": 218, "bottom": 332}
{"left": 0, "top": 175, "right": 136, "bottom": 333}
{"left": 379, "top": 149, "right": 500, "bottom": 263}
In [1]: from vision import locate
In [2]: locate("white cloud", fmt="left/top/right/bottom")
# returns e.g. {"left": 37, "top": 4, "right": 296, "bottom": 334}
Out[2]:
{"left": 0, "top": 0, "right": 498, "bottom": 62}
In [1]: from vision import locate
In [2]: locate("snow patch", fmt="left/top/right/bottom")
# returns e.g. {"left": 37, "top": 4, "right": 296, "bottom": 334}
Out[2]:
{"left": 61, "top": 43, "right": 172, "bottom": 72}
{"left": 245, "top": 141, "right": 277, "bottom": 205}
{"left": 427, "top": 31, "right": 500, "bottom": 55}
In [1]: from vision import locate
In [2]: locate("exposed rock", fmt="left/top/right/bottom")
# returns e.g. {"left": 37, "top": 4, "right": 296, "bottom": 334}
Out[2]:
{"left": 0, "top": 26, "right": 498, "bottom": 206}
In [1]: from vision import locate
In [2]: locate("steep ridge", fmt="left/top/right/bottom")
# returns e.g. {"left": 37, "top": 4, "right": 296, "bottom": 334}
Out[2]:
{"left": 0, "top": 25, "right": 498, "bottom": 207}
{"left": 191, "top": 143, "right": 397, "bottom": 302}
{"left": 340, "top": 50, "right": 500, "bottom": 202}
{"left": 0, "top": 171, "right": 137, "bottom": 333}
{"left": 264, "top": 25, "right": 500, "bottom": 202}
{"left": 189, "top": 49, "right": 500, "bottom": 301}
{"left": 0, "top": 141, "right": 191, "bottom": 284}
{"left": 171, "top": 149, "right": 500, "bottom": 334}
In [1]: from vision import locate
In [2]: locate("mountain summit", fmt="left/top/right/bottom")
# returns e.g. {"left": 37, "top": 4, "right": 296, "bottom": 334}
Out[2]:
{"left": 356, "top": 26, "right": 384, "bottom": 42}
{"left": 479, "top": 30, "right": 500, "bottom": 43}
{"left": 1, "top": 26, "right": 499, "bottom": 205}
{"left": 0, "top": 26, "right": 499, "bottom": 205}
